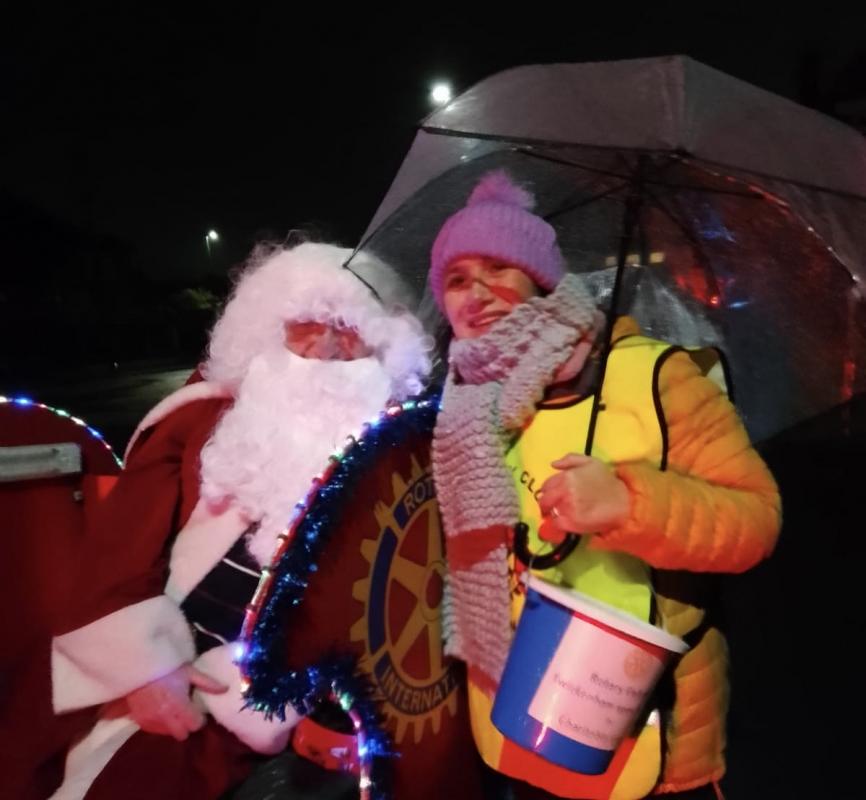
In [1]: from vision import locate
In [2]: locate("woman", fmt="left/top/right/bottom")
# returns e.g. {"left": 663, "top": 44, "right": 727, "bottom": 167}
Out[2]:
{"left": 430, "top": 171, "right": 781, "bottom": 799}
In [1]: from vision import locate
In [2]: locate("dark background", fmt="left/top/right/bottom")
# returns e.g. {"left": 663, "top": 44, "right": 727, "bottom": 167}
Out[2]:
{"left": 3, "top": 4, "right": 866, "bottom": 379}
{"left": 2, "top": 5, "right": 865, "bottom": 797}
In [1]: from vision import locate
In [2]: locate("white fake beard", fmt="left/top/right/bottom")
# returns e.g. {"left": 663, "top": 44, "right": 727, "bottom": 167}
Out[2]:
{"left": 199, "top": 348, "right": 392, "bottom": 565}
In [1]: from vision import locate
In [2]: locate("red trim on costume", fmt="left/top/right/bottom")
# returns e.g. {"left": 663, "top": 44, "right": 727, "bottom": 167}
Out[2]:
{"left": 292, "top": 717, "right": 360, "bottom": 776}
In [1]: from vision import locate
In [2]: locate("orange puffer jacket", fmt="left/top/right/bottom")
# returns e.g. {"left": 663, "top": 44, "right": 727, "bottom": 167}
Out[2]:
{"left": 591, "top": 319, "right": 782, "bottom": 793}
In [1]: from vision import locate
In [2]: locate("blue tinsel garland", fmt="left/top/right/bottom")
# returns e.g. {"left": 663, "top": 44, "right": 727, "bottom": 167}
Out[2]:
{"left": 240, "top": 396, "right": 439, "bottom": 800}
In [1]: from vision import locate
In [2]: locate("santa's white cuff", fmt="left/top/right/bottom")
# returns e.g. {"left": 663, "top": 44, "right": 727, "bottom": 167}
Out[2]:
{"left": 194, "top": 644, "right": 299, "bottom": 754}
{"left": 52, "top": 595, "right": 195, "bottom": 713}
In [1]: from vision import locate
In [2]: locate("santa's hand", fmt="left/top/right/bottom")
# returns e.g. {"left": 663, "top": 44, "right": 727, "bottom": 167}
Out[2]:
{"left": 125, "top": 664, "right": 228, "bottom": 740}
{"left": 538, "top": 454, "right": 631, "bottom": 536}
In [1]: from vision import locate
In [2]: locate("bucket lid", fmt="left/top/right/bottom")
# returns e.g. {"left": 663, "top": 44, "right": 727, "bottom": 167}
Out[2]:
{"left": 527, "top": 576, "right": 689, "bottom": 654}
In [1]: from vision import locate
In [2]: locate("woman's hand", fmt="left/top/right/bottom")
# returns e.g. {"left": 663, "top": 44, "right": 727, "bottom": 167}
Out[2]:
{"left": 538, "top": 454, "right": 631, "bottom": 542}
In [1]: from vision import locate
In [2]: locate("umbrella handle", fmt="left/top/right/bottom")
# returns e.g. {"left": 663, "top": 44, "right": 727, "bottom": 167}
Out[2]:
{"left": 513, "top": 522, "right": 580, "bottom": 571}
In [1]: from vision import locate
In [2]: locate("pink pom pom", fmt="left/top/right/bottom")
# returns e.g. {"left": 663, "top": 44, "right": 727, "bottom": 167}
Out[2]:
{"left": 466, "top": 170, "right": 535, "bottom": 210}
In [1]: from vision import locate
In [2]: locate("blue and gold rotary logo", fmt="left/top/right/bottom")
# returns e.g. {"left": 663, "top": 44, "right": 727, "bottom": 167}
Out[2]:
{"left": 350, "top": 457, "right": 459, "bottom": 744}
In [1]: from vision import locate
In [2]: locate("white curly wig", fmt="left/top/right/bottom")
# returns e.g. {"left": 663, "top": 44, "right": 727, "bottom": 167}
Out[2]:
{"left": 202, "top": 242, "right": 432, "bottom": 399}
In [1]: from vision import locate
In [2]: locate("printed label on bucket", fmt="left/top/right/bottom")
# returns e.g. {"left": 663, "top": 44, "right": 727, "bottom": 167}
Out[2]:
{"left": 527, "top": 614, "right": 665, "bottom": 751}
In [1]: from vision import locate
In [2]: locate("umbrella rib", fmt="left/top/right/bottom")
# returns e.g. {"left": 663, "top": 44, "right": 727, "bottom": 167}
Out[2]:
{"left": 644, "top": 187, "right": 704, "bottom": 250}
{"left": 352, "top": 149, "right": 763, "bottom": 266}
{"left": 515, "top": 147, "right": 637, "bottom": 183}
{"left": 516, "top": 148, "right": 764, "bottom": 199}
{"left": 543, "top": 182, "right": 631, "bottom": 222}
{"left": 418, "top": 125, "right": 669, "bottom": 154}
{"left": 643, "top": 187, "right": 723, "bottom": 298}
{"left": 652, "top": 182, "right": 763, "bottom": 199}
{"left": 694, "top": 155, "right": 866, "bottom": 203}
{"left": 541, "top": 154, "right": 675, "bottom": 222}
{"left": 421, "top": 127, "right": 866, "bottom": 202}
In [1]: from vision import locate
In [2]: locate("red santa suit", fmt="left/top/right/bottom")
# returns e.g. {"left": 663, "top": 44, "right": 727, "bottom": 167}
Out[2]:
{"left": 43, "top": 242, "right": 432, "bottom": 799}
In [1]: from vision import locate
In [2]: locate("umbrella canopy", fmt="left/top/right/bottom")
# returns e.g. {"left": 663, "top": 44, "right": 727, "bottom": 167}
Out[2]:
{"left": 352, "top": 56, "right": 866, "bottom": 442}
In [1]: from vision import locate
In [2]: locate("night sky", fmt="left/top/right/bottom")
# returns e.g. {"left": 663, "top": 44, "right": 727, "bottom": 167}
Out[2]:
{"left": 2, "top": 4, "right": 865, "bottom": 282}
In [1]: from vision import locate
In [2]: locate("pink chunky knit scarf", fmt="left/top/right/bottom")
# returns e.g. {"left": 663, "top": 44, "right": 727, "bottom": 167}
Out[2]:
{"left": 432, "top": 275, "right": 600, "bottom": 691}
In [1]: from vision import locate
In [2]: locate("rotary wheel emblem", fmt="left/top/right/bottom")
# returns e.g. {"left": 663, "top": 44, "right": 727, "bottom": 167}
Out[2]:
{"left": 350, "top": 457, "right": 459, "bottom": 744}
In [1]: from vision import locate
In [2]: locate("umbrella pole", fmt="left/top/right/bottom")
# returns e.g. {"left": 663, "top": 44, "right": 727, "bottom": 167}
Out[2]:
{"left": 516, "top": 165, "right": 645, "bottom": 569}
{"left": 519, "top": 168, "right": 645, "bottom": 571}
{"left": 585, "top": 175, "right": 644, "bottom": 455}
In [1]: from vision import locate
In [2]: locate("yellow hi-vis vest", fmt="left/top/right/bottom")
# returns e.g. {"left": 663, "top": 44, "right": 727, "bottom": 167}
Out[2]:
{"left": 467, "top": 335, "right": 728, "bottom": 800}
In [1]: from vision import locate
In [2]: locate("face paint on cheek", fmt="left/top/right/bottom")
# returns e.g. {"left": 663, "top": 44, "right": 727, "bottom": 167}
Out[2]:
{"left": 488, "top": 284, "right": 527, "bottom": 306}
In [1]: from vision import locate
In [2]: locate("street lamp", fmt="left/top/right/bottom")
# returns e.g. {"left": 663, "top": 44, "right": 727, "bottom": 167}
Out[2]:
{"left": 430, "top": 82, "right": 453, "bottom": 107}
{"left": 205, "top": 229, "right": 219, "bottom": 259}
